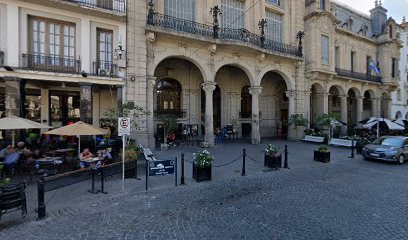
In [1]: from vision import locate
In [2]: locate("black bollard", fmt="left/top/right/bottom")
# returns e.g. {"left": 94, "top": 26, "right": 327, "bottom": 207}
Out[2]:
{"left": 175, "top": 157, "right": 178, "bottom": 187}
{"left": 242, "top": 149, "right": 246, "bottom": 176}
{"left": 181, "top": 153, "right": 185, "bottom": 185}
{"left": 349, "top": 139, "right": 355, "bottom": 158}
{"left": 99, "top": 167, "right": 107, "bottom": 194}
{"left": 37, "top": 175, "right": 46, "bottom": 219}
{"left": 284, "top": 145, "right": 289, "bottom": 169}
{"left": 145, "top": 160, "right": 148, "bottom": 191}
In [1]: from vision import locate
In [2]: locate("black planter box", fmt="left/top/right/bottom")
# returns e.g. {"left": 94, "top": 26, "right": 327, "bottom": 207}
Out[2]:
{"left": 192, "top": 163, "right": 212, "bottom": 182}
{"left": 314, "top": 151, "right": 330, "bottom": 163}
{"left": 264, "top": 154, "right": 282, "bottom": 168}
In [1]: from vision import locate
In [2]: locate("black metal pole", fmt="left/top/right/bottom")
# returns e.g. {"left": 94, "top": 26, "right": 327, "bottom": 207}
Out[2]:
{"left": 99, "top": 167, "right": 107, "bottom": 194}
{"left": 88, "top": 168, "right": 98, "bottom": 194}
{"left": 175, "top": 157, "right": 178, "bottom": 187}
{"left": 242, "top": 148, "right": 246, "bottom": 176}
{"left": 135, "top": 159, "right": 141, "bottom": 180}
{"left": 181, "top": 153, "right": 185, "bottom": 185}
{"left": 284, "top": 145, "right": 289, "bottom": 169}
{"left": 145, "top": 160, "right": 148, "bottom": 191}
{"left": 349, "top": 139, "right": 355, "bottom": 158}
{"left": 37, "top": 175, "right": 46, "bottom": 219}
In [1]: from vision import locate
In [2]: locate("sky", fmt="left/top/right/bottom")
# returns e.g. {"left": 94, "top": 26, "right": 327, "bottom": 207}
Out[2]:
{"left": 335, "top": 0, "right": 407, "bottom": 23}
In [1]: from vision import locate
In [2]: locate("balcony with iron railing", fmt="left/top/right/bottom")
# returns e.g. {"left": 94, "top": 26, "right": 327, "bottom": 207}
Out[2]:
{"left": 154, "top": 109, "right": 187, "bottom": 119}
{"left": 20, "top": 54, "right": 81, "bottom": 74}
{"left": 147, "top": 12, "right": 302, "bottom": 58}
{"left": 62, "top": 0, "right": 126, "bottom": 14}
{"left": 335, "top": 68, "right": 382, "bottom": 83}
{"left": 92, "top": 61, "right": 119, "bottom": 77}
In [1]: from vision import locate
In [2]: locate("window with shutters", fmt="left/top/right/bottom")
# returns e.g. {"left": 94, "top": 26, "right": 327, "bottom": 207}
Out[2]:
{"left": 97, "top": 29, "right": 113, "bottom": 72}
{"left": 221, "top": 0, "right": 245, "bottom": 29}
{"left": 164, "top": 0, "right": 195, "bottom": 21}
{"left": 335, "top": 46, "right": 340, "bottom": 68}
{"left": 321, "top": 35, "right": 329, "bottom": 65}
{"left": 265, "top": 11, "right": 282, "bottom": 42}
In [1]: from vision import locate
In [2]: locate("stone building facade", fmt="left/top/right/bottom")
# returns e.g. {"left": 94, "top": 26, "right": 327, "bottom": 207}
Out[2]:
{"left": 306, "top": 0, "right": 401, "bottom": 131}
{"left": 126, "top": 0, "right": 402, "bottom": 148}
{"left": 391, "top": 20, "right": 408, "bottom": 119}
{"left": 0, "top": 0, "right": 126, "bottom": 135}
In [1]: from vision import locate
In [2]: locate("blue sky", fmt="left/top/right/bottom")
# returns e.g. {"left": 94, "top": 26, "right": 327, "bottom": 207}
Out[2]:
{"left": 336, "top": 0, "right": 407, "bottom": 23}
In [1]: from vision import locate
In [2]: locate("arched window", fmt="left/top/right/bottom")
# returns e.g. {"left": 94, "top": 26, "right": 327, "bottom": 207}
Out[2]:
{"left": 156, "top": 78, "right": 182, "bottom": 114}
{"left": 241, "top": 86, "right": 252, "bottom": 118}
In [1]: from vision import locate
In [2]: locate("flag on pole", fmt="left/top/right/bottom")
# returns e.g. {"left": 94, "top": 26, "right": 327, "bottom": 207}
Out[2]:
{"left": 369, "top": 60, "right": 381, "bottom": 75}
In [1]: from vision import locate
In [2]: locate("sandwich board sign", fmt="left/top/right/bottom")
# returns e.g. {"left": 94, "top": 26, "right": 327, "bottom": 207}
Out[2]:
{"left": 118, "top": 117, "right": 130, "bottom": 136}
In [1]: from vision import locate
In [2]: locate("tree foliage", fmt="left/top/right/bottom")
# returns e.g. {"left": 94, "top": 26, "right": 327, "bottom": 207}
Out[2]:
{"left": 315, "top": 113, "right": 341, "bottom": 127}
{"left": 101, "top": 103, "right": 149, "bottom": 134}
{"left": 157, "top": 114, "right": 179, "bottom": 144}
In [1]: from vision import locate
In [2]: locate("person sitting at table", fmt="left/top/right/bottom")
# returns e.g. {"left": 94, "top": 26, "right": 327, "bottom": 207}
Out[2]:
{"left": 3, "top": 147, "right": 20, "bottom": 171}
{"left": 29, "top": 149, "right": 44, "bottom": 160}
{"left": 79, "top": 148, "right": 94, "bottom": 169}
{"left": 97, "top": 147, "right": 112, "bottom": 165}
{"left": 0, "top": 145, "right": 12, "bottom": 162}
{"left": 17, "top": 142, "right": 32, "bottom": 158}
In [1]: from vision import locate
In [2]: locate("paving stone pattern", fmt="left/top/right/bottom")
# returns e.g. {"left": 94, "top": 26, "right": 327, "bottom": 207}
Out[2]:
{"left": 1, "top": 139, "right": 408, "bottom": 239}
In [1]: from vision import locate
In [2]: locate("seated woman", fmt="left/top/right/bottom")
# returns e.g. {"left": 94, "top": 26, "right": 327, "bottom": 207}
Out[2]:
{"left": 79, "top": 148, "right": 94, "bottom": 169}
{"left": 97, "top": 147, "right": 113, "bottom": 165}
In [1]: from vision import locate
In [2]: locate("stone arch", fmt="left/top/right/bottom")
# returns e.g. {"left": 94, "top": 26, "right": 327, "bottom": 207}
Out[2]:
{"left": 151, "top": 54, "right": 209, "bottom": 83}
{"left": 258, "top": 68, "right": 294, "bottom": 90}
{"left": 327, "top": 84, "right": 345, "bottom": 96}
{"left": 347, "top": 88, "right": 360, "bottom": 125}
{"left": 363, "top": 89, "right": 377, "bottom": 99}
{"left": 395, "top": 111, "right": 402, "bottom": 119}
{"left": 214, "top": 62, "right": 255, "bottom": 86}
{"left": 346, "top": 87, "right": 361, "bottom": 98}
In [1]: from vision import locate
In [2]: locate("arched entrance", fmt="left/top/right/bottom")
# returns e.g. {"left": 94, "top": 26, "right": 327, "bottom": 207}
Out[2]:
{"left": 395, "top": 111, "right": 402, "bottom": 119}
{"left": 328, "top": 86, "right": 342, "bottom": 116}
{"left": 347, "top": 88, "right": 359, "bottom": 125}
{"left": 152, "top": 57, "right": 205, "bottom": 146}
{"left": 260, "top": 72, "right": 289, "bottom": 138}
{"left": 363, "top": 91, "right": 373, "bottom": 119}
{"left": 380, "top": 92, "right": 391, "bottom": 118}
{"left": 214, "top": 65, "right": 251, "bottom": 138}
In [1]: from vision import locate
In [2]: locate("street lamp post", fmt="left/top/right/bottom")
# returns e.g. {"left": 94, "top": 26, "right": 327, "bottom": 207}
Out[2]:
{"left": 296, "top": 31, "right": 305, "bottom": 57}
{"left": 258, "top": 19, "right": 267, "bottom": 48}
{"left": 210, "top": 6, "right": 222, "bottom": 39}
{"left": 147, "top": 0, "right": 155, "bottom": 23}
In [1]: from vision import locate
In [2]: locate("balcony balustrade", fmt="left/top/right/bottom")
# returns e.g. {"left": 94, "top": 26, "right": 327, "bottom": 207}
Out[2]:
{"left": 92, "top": 61, "right": 119, "bottom": 77}
{"left": 20, "top": 54, "right": 81, "bottom": 74}
{"left": 63, "top": 0, "right": 126, "bottom": 14}
{"left": 335, "top": 68, "right": 382, "bottom": 83}
{"left": 147, "top": 12, "right": 302, "bottom": 57}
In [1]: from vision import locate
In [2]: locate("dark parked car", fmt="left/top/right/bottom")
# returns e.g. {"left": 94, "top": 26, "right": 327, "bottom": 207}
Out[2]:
{"left": 362, "top": 136, "right": 408, "bottom": 164}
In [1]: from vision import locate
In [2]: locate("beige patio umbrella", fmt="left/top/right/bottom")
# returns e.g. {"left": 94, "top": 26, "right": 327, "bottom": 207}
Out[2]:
{"left": 44, "top": 121, "right": 108, "bottom": 157}
{"left": 0, "top": 115, "right": 52, "bottom": 147}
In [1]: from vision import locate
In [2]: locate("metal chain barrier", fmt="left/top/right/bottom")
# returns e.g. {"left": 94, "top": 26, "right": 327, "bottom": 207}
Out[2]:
{"left": 246, "top": 154, "right": 263, "bottom": 163}
{"left": 212, "top": 154, "right": 243, "bottom": 168}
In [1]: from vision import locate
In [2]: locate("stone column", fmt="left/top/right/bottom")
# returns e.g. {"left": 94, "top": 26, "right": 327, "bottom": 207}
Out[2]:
{"left": 286, "top": 90, "right": 296, "bottom": 139}
{"left": 4, "top": 77, "right": 22, "bottom": 117}
{"left": 370, "top": 98, "right": 378, "bottom": 117}
{"left": 79, "top": 83, "right": 93, "bottom": 124}
{"left": 202, "top": 82, "right": 217, "bottom": 147}
{"left": 323, "top": 93, "right": 329, "bottom": 115}
{"left": 340, "top": 95, "right": 348, "bottom": 135}
{"left": 146, "top": 77, "right": 157, "bottom": 148}
{"left": 40, "top": 89, "right": 49, "bottom": 126}
{"left": 249, "top": 86, "right": 262, "bottom": 144}
{"left": 356, "top": 97, "right": 363, "bottom": 123}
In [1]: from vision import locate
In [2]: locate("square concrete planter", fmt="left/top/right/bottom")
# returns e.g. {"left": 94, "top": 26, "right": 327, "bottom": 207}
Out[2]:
{"left": 192, "top": 163, "right": 212, "bottom": 182}
{"left": 264, "top": 154, "right": 282, "bottom": 169}
{"left": 314, "top": 151, "right": 330, "bottom": 163}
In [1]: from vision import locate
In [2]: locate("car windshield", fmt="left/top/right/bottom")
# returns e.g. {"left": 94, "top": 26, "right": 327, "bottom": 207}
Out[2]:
{"left": 373, "top": 137, "right": 403, "bottom": 147}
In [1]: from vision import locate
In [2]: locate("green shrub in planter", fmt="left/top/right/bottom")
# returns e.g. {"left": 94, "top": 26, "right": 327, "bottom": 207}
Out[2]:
{"left": 314, "top": 145, "right": 331, "bottom": 163}
{"left": 264, "top": 144, "right": 281, "bottom": 168}
{"left": 192, "top": 150, "right": 214, "bottom": 182}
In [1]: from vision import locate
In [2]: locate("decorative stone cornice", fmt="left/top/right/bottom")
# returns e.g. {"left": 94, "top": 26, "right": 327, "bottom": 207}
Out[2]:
{"left": 147, "top": 76, "right": 157, "bottom": 89}
{"left": 249, "top": 86, "right": 262, "bottom": 96}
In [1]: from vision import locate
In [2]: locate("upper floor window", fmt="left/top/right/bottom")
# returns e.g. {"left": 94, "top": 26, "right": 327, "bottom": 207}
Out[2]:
{"left": 97, "top": 29, "right": 113, "bottom": 72}
{"left": 265, "top": 11, "right": 282, "bottom": 42}
{"left": 30, "top": 17, "right": 75, "bottom": 66}
{"left": 321, "top": 35, "right": 329, "bottom": 64}
{"left": 392, "top": 57, "right": 399, "bottom": 78}
{"left": 164, "top": 0, "right": 196, "bottom": 21}
{"left": 335, "top": 46, "right": 340, "bottom": 68}
{"left": 320, "top": 0, "right": 326, "bottom": 10}
{"left": 266, "top": 0, "right": 281, "bottom": 6}
{"left": 351, "top": 51, "right": 356, "bottom": 72}
{"left": 221, "top": 0, "right": 244, "bottom": 29}
{"left": 397, "top": 89, "right": 401, "bottom": 101}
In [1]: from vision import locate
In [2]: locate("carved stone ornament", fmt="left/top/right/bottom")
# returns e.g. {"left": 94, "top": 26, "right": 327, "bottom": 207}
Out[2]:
{"left": 201, "top": 81, "right": 217, "bottom": 93}
{"left": 249, "top": 86, "right": 262, "bottom": 96}
{"left": 146, "top": 32, "right": 156, "bottom": 42}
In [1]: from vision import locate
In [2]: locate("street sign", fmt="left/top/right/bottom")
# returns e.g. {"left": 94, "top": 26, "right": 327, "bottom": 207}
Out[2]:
{"left": 148, "top": 160, "right": 175, "bottom": 176}
{"left": 118, "top": 117, "right": 130, "bottom": 136}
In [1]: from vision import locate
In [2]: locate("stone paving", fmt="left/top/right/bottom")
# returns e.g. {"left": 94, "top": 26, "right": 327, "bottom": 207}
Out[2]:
{"left": 1, "top": 139, "right": 408, "bottom": 239}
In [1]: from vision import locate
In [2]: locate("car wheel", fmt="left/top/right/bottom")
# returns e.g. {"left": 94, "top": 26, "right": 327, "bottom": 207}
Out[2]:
{"left": 398, "top": 155, "right": 405, "bottom": 164}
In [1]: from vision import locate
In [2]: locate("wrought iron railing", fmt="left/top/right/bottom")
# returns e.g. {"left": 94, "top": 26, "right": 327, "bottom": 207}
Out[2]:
{"left": 20, "top": 54, "right": 81, "bottom": 74}
{"left": 305, "top": 0, "right": 316, "bottom": 7}
{"left": 63, "top": 0, "right": 126, "bottom": 14}
{"left": 147, "top": 12, "right": 302, "bottom": 57}
{"left": 154, "top": 109, "right": 187, "bottom": 119}
{"left": 92, "top": 61, "right": 118, "bottom": 77}
{"left": 335, "top": 68, "right": 382, "bottom": 83}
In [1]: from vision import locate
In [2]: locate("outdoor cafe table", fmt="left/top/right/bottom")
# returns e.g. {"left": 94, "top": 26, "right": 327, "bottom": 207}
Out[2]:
{"left": 81, "top": 157, "right": 107, "bottom": 194}
{"left": 35, "top": 157, "right": 63, "bottom": 176}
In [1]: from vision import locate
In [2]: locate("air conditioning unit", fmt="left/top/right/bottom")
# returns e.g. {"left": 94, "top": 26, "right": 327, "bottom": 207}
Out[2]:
{"left": 98, "top": 69, "right": 108, "bottom": 76}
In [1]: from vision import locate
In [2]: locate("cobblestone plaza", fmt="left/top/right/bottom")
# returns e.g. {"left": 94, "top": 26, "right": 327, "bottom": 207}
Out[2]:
{"left": 2, "top": 140, "right": 408, "bottom": 239}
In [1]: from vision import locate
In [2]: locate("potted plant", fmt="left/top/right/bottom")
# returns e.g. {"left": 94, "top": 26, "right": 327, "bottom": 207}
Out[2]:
{"left": 264, "top": 144, "right": 281, "bottom": 169}
{"left": 157, "top": 114, "right": 179, "bottom": 151}
{"left": 314, "top": 145, "right": 331, "bottom": 163}
{"left": 288, "top": 114, "right": 309, "bottom": 140}
{"left": 192, "top": 150, "right": 214, "bottom": 182}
